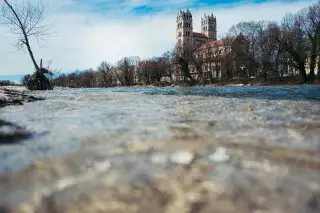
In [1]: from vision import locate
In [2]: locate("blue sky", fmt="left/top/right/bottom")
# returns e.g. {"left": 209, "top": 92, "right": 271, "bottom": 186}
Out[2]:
{"left": 0, "top": 0, "right": 317, "bottom": 79}
{"left": 68, "top": 0, "right": 301, "bottom": 13}
{"left": 66, "top": 0, "right": 308, "bottom": 14}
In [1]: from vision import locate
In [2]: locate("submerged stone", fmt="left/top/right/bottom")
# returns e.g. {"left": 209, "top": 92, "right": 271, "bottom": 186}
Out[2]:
{"left": 169, "top": 151, "right": 194, "bottom": 165}
{"left": 304, "top": 192, "right": 320, "bottom": 213}
{"left": 0, "top": 119, "right": 32, "bottom": 144}
{"left": 151, "top": 153, "right": 168, "bottom": 165}
{"left": 208, "top": 147, "right": 230, "bottom": 163}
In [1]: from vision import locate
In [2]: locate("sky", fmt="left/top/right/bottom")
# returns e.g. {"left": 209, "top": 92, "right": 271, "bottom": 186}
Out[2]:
{"left": 0, "top": 0, "right": 317, "bottom": 79}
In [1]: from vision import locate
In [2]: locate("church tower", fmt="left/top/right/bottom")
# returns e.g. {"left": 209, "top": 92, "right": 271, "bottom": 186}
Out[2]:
{"left": 176, "top": 9, "right": 193, "bottom": 48}
{"left": 201, "top": 13, "right": 217, "bottom": 41}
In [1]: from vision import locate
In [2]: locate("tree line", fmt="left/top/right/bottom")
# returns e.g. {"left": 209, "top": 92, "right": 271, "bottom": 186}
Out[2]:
{"left": 228, "top": 0, "right": 320, "bottom": 83}
{"left": 174, "top": 1, "right": 320, "bottom": 84}
{"left": 49, "top": 53, "right": 173, "bottom": 88}
{"left": 23, "top": 1, "right": 319, "bottom": 88}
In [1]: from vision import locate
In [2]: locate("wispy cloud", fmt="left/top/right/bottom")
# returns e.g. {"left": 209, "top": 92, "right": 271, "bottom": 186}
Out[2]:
{"left": 0, "top": 0, "right": 316, "bottom": 76}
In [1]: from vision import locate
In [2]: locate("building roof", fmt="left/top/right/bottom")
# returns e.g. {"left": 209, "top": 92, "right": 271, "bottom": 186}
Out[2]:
{"left": 197, "top": 38, "right": 234, "bottom": 51}
{"left": 192, "top": 32, "right": 208, "bottom": 39}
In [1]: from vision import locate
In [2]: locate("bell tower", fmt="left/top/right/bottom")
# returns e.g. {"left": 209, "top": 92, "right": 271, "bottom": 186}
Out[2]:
{"left": 176, "top": 9, "right": 193, "bottom": 48}
{"left": 201, "top": 13, "right": 217, "bottom": 41}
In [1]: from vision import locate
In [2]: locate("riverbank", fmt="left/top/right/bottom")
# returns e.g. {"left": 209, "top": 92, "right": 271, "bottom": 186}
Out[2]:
{"left": 73, "top": 79, "right": 320, "bottom": 89}
{"left": 0, "top": 86, "right": 45, "bottom": 108}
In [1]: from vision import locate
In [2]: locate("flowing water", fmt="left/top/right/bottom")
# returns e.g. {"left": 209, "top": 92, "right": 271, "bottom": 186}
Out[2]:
{"left": 0, "top": 85, "right": 319, "bottom": 173}
{"left": 1, "top": 85, "right": 320, "bottom": 213}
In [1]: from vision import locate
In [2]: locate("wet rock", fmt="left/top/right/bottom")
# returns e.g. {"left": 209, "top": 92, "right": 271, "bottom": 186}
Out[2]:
{"left": 169, "top": 151, "right": 194, "bottom": 165}
{"left": 170, "top": 124, "right": 202, "bottom": 139}
{"left": 208, "top": 147, "right": 230, "bottom": 163}
{"left": 27, "top": 95, "right": 45, "bottom": 103}
{"left": 151, "top": 153, "right": 168, "bottom": 165}
{"left": 126, "top": 141, "right": 151, "bottom": 153}
{"left": 83, "top": 158, "right": 111, "bottom": 173}
{"left": 303, "top": 192, "right": 320, "bottom": 213}
{"left": 0, "top": 119, "right": 32, "bottom": 144}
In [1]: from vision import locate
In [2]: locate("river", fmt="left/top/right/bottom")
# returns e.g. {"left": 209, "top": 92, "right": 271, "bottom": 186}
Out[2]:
{"left": 0, "top": 85, "right": 319, "bottom": 172}
{"left": 0, "top": 85, "right": 320, "bottom": 213}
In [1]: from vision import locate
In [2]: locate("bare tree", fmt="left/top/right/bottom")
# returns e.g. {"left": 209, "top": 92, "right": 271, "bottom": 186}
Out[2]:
{"left": 161, "top": 50, "right": 174, "bottom": 80}
{"left": 278, "top": 13, "right": 309, "bottom": 83}
{"left": 1, "top": 0, "right": 54, "bottom": 87}
{"left": 115, "top": 57, "right": 136, "bottom": 86}
{"left": 173, "top": 44, "right": 199, "bottom": 84}
{"left": 97, "top": 61, "right": 114, "bottom": 87}
{"left": 298, "top": 1, "right": 320, "bottom": 82}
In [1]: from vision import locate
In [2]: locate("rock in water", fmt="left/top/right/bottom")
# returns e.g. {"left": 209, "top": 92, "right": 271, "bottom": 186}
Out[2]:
{"left": 0, "top": 119, "right": 32, "bottom": 144}
{"left": 151, "top": 153, "right": 168, "bottom": 165}
{"left": 169, "top": 151, "right": 194, "bottom": 165}
{"left": 208, "top": 147, "right": 230, "bottom": 163}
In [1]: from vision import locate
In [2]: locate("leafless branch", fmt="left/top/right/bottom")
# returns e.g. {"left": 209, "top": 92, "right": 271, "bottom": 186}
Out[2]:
{"left": 0, "top": 0, "right": 55, "bottom": 72}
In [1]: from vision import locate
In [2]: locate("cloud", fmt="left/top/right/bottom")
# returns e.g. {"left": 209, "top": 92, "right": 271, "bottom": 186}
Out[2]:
{"left": 0, "top": 0, "right": 317, "bottom": 75}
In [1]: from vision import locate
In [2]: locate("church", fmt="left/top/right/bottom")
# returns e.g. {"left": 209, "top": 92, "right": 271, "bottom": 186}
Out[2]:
{"left": 176, "top": 9, "right": 217, "bottom": 49}
{"left": 174, "top": 9, "right": 249, "bottom": 82}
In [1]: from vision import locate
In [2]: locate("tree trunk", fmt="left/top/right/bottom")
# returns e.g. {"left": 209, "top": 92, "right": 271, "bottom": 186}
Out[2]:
{"left": 298, "top": 62, "right": 308, "bottom": 83}
{"left": 317, "top": 55, "right": 320, "bottom": 80}
{"left": 309, "top": 39, "right": 317, "bottom": 76}
{"left": 307, "top": 36, "right": 317, "bottom": 83}
{"left": 26, "top": 40, "right": 40, "bottom": 71}
{"left": 262, "top": 61, "right": 268, "bottom": 82}
{"left": 178, "top": 58, "right": 193, "bottom": 82}
{"left": 4, "top": 0, "right": 40, "bottom": 71}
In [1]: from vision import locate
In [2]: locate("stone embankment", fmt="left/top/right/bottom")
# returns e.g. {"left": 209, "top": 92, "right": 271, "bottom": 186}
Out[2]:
{"left": 0, "top": 86, "right": 44, "bottom": 144}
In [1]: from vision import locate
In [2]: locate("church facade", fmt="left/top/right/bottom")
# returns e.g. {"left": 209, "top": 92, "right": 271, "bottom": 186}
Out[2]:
{"left": 174, "top": 9, "right": 249, "bottom": 82}
{"left": 176, "top": 9, "right": 217, "bottom": 49}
